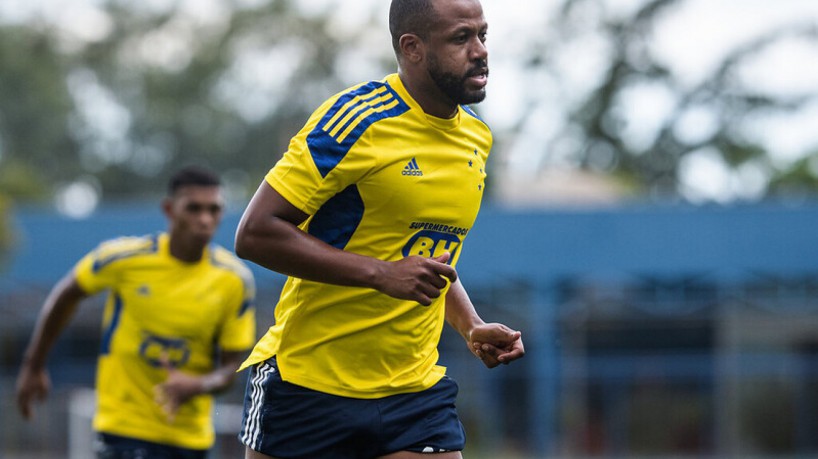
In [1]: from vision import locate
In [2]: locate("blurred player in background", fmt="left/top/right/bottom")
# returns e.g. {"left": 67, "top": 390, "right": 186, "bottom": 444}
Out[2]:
{"left": 16, "top": 165, "right": 257, "bottom": 459}
{"left": 234, "top": 0, "right": 524, "bottom": 457}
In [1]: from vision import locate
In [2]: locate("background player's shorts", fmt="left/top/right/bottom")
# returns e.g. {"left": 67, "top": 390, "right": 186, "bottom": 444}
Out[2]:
{"left": 94, "top": 433, "right": 207, "bottom": 459}
{"left": 239, "top": 357, "right": 466, "bottom": 459}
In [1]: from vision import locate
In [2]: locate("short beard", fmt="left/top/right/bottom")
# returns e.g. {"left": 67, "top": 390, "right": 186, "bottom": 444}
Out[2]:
{"left": 427, "top": 55, "right": 487, "bottom": 106}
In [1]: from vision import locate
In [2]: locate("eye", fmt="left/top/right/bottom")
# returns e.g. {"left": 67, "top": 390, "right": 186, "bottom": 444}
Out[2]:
{"left": 185, "top": 203, "right": 223, "bottom": 214}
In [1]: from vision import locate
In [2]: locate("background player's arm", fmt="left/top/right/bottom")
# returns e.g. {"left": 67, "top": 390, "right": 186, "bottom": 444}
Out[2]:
{"left": 445, "top": 278, "right": 525, "bottom": 368}
{"left": 154, "top": 350, "right": 247, "bottom": 419}
{"left": 16, "top": 272, "right": 90, "bottom": 419}
{"left": 235, "top": 181, "right": 456, "bottom": 306}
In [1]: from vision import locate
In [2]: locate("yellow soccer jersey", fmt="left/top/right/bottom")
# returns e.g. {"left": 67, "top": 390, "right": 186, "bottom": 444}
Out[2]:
{"left": 242, "top": 73, "right": 491, "bottom": 398}
{"left": 74, "top": 233, "right": 256, "bottom": 450}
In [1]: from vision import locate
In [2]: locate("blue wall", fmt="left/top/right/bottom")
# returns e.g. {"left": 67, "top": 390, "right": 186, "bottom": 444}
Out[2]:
{"left": 5, "top": 203, "right": 818, "bottom": 291}
{"left": 458, "top": 204, "right": 818, "bottom": 283}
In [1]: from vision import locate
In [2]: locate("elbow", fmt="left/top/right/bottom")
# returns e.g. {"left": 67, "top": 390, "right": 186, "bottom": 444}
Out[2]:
{"left": 234, "top": 239, "right": 253, "bottom": 262}
{"left": 234, "top": 215, "right": 279, "bottom": 263}
{"left": 234, "top": 241, "right": 249, "bottom": 261}
{"left": 234, "top": 226, "right": 255, "bottom": 261}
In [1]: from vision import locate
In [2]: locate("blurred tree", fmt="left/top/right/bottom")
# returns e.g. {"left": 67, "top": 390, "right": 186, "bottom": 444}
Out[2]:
{"left": 0, "top": 25, "right": 77, "bottom": 259}
{"left": 0, "top": 0, "right": 816, "bottom": 211}
{"left": 0, "top": 0, "right": 393, "bottom": 207}
{"left": 0, "top": 26, "right": 77, "bottom": 200}
{"left": 55, "top": 0, "right": 387, "bottom": 200}
{"left": 506, "top": 0, "right": 818, "bottom": 202}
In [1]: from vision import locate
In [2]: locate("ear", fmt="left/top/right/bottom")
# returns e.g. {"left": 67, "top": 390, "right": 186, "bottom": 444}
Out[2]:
{"left": 161, "top": 197, "right": 174, "bottom": 218}
{"left": 399, "top": 33, "right": 425, "bottom": 64}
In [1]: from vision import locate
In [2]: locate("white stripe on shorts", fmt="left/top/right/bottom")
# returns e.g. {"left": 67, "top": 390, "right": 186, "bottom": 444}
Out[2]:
{"left": 241, "top": 360, "right": 276, "bottom": 450}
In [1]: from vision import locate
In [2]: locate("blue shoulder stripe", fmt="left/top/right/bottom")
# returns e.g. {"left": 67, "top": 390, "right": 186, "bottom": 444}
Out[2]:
{"left": 307, "top": 80, "right": 410, "bottom": 177}
{"left": 92, "top": 234, "right": 159, "bottom": 273}
{"left": 461, "top": 105, "right": 489, "bottom": 128}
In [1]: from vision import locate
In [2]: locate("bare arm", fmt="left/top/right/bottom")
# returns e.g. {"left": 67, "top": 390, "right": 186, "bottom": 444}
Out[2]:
{"left": 16, "top": 273, "right": 90, "bottom": 419}
{"left": 445, "top": 278, "right": 525, "bottom": 368}
{"left": 235, "top": 181, "right": 457, "bottom": 306}
{"left": 200, "top": 350, "right": 247, "bottom": 393}
{"left": 154, "top": 350, "right": 247, "bottom": 420}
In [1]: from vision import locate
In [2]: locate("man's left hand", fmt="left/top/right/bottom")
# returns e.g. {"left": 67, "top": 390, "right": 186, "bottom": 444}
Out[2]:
{"left": 468, "top": 323, "right": 525, "bottom": 368}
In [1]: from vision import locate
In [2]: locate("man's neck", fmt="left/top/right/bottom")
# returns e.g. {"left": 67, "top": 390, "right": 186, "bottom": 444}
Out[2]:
{"left": 397, "top": 70, "right": 458, "bottom": 119}
{"left": 168, "top": 235, "right": 206, "bottom": 263}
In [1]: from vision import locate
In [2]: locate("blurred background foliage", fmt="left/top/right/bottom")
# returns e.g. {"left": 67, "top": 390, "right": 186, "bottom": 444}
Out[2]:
{"left": 551, "top": 1, "right": 818, "bottom": 199}
{"left": 1, "top": 0, "right": 817, "bottom": 254}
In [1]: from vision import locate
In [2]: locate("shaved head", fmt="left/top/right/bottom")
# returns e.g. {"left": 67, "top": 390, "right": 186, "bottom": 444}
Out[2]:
{"left": 389, "top": 0, "right": 440, "bottom": 55}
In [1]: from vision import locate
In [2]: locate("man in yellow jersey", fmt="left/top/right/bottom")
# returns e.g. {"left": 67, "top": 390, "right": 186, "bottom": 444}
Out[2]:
{"left": 235, "top": 0, "right": 524, "bottom": 457}
{"left": 16, "top": 166, "right": 257, "bottom": 459}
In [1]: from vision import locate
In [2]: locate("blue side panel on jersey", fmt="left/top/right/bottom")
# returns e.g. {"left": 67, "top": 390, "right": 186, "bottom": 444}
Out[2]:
{"left": 307, "top": 185, "right": 364, "bottom": 249}
{"left": 307, "top": 80, "right": 410, "bottom": 177}
{"left": 92, "top": 234, "right": 159, "bottom": 272}
{"left": 99, "top": 294, "right": 123, "bottom": 355}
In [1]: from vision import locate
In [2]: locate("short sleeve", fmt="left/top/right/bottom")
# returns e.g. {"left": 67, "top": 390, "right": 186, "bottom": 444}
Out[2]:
{"left": 73, "top": 237, "right": 153, "bottom": 294}
{"left": 266, "top": 93, "right": 378, "bottom": 216}
{"left": 217, "top": 269, "right": 257, "bottom": 352}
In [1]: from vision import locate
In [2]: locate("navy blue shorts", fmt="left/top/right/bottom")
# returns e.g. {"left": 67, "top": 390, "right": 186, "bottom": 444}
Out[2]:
{"left": 239, "top": 358, "right": 466, "bottom": 459}
{"left": 94, "top": 433, "right": 207, "bottom": 459}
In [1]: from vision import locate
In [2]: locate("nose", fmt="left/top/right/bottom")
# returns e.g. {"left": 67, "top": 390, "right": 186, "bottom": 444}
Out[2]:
{"left": 470, "top": 37, "right": 488, "bottom": 61}
{"left": 196, "top": 209, "right": 219, "bottom": 229}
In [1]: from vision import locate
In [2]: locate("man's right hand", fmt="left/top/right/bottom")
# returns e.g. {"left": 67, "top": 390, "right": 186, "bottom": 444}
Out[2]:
{"left": 16, "top": 364, "right": 51, "bottom": 420}
{"left": 375, "top": 253, "right": 457, "bottom": 306}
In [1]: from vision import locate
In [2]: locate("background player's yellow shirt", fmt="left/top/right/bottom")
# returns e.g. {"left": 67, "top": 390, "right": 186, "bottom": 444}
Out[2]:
{"left": 242, "top": 73, "right": 492, "bottom": 398}
{"left": 74, "top": 233, "right": 256, "bottom": 450}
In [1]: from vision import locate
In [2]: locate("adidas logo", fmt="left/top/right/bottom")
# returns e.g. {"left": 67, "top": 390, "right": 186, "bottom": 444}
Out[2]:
{"left": 402, "top": 157, "right": 423, "bottom": 176}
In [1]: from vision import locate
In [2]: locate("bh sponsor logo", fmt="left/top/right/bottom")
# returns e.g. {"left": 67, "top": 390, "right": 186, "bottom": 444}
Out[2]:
{"left": 402, "top": 230, "right": 461, "bottom": 263}
{"left": 139, "top": 334, "right": 190, "bottom": 368}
